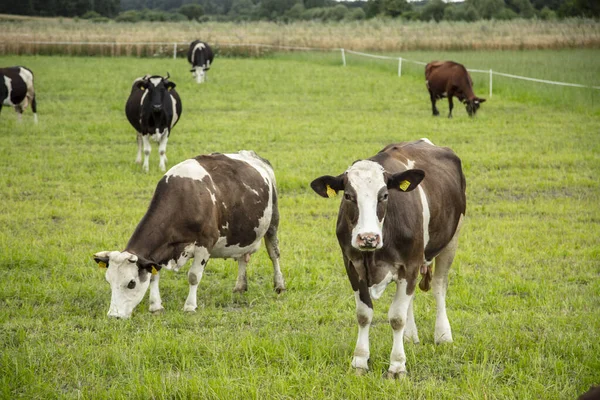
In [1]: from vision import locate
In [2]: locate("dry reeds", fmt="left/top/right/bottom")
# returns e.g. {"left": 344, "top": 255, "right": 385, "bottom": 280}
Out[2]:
{"left": 1, "top": 18, "right": 599, "bottom": 57}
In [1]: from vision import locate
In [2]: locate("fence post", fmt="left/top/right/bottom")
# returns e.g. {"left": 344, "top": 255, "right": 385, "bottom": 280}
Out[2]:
{"left": 398, "top": 57, "right": 402, "bottom": 77}
{"left": 489, "top": 69, "right": 493, "bottom": 98}
{"left": 341, "top": 48, "right": 346, "bottom": 67}
{"left": 173, "top": 43, "right": 177, "bottom": 59}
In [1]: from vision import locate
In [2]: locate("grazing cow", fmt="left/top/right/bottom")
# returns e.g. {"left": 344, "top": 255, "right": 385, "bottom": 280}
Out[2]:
{"left": 425, "top": 61, "right": 486, "bottom": 118}
{"left": 0, "top": 66, "right": 37, "bottom": 123}
{"left": 94, "top": 150, "right": 286, "bottom": 319}
{"left": 187, "top": 40, "right": 214, "bottom": 84}
{"left": 310, "top": 139, "right": 466, "bottom": 378}
{"left": 125, "top": 74, "right": 182, "bottom": 172}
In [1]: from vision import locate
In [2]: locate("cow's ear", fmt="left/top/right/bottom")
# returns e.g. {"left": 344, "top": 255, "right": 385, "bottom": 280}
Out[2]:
{"left": 136, "top": 256, "right": 161, "bottom": 275}
{"left": 166, "top": 82, "right": 176, "bottom": 91}
{"left": 93, "top": 252, "right": 110, "bottom": 269}
{"left": 476, "top": 97, "right": 486, "bottom": 104}
{"left": 387, "top": 169, "right": 425, "bottom": 192}
{"left": 311, "top": 175, "right": 344, "bottom": 198}
{"left": 135, "top": 80, "right": 146, "bottom": 91}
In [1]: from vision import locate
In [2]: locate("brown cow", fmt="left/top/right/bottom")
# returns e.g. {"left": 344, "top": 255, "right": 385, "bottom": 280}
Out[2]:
{"left": 426, "top": 61, "right": 486, "bottom": 118}
{"left": 311, "top": 139, "right": 466, "bottom": 378}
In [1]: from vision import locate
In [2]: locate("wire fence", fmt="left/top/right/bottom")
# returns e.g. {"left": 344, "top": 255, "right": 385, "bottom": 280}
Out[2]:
{"left": 7, "top": 40, "right": 600, "bottom": 97}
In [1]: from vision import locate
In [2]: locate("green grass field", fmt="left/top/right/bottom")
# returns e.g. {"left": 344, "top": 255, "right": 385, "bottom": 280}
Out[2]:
{"left": 0, "top": 52, "right": 599, "bottom": 399}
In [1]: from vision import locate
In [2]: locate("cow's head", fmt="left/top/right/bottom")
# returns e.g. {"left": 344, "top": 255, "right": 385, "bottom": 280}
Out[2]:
{"left": 311, "top": 160, "right": 424, "bottom": 251}
{"left": 93, "top": 251, "right": 161, "bottom": 318}
{"left": 136, "top": 73, "right": 176, "bottom": 113}
{"left": 191, "top": 66, "right": 206, "bottom": 84}
{"left": 465, "top": 97, "right": 486, "bottom": 117}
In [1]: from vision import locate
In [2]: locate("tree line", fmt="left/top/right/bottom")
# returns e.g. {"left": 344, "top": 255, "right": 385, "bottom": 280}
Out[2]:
{"left": 0, "top": 0, "right": 597, "bottom": 22}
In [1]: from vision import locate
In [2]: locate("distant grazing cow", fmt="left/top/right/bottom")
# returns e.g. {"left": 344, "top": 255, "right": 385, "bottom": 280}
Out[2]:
{"left": 425, "top": 61, "right": 485, "bottom": 118}
{"left": 310, "top": 139, "right": 466, "bottom": 378}
{"left": 94, "top": 150, "right": 286, "bottom": 318}
{"left": 0, "top": 66, "right": 37, "bottom": 123}
{"left": 187, "top": 40, "right": 214, "bottom": 84}
{"left": 125, "top": 74, "right": 182, "bottom": 172}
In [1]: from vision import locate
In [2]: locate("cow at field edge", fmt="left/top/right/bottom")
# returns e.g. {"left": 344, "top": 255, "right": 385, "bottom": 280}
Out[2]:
{"left": 310, "top": 139, "right": 466, "bottom": 378}
{"left": 94, "top": 150, "right": 286, "bottom": 319}
{"left": 0, "top": 66, "right": 38, "bottom": 123}
{"left": 125, "top": 74, "right": 182, "bottom": 172}
{"left": 187, "top": 40, "right": 214, "bottom": 84}
{"left": 425, "top": 61, "right": 485, "bottom": 118}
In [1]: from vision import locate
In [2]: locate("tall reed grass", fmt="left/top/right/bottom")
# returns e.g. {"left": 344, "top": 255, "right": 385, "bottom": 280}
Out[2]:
{"left": 1, "top": 17, "right": 599, "bottom": 57}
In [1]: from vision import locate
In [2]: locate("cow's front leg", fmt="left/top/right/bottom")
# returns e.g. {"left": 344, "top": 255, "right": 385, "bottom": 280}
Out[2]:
{"left": 183, "top": 247, "right": 210, "bottom": 312}
{"left": 233, "top": 253, "right": 249, "bottom": 293}
{"left": 142, "top": 134, "right": 151, "bottom": 172}
{"left": 352, "top": 290, "right": 373, "bottom": 374}
{"left": 135, "top": 132, "right": 143, "bottom": 164}
{"left": 430, "top": 92, "right": 439, "bottom": 116}
{"left": 447, "top": 96, "right": 454, "bottom": 118}
{"left": 386, "top": 278, "right": 413, "bottom": 379}
{"left": 148, "top": 272, "right": 164, "bottom": 313}
{"left": 158, "top": 131, "right": 169, "bottom": 172}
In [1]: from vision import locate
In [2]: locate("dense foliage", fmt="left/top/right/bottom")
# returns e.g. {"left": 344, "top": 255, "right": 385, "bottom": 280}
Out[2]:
{"left": 0, "top": 0, "right": 597, "bottom": 21}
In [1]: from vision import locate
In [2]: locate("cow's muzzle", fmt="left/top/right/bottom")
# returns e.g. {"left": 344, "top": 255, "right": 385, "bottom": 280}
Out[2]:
{"left": 356, "top": 233, "right": 381, "bottom": 250}
{"left": 152, "top": 104, "right": 163, "bottom": 113}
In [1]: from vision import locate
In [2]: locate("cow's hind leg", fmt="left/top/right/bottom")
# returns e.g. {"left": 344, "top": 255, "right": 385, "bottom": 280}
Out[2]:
{"left": 184, "top": 246, "right": 210, "bottom": 312}
{"left": 142, "top": 134, "right": 151, "bottom": 172}
{"left": 233, "top": 253, "right": 249, "bottom": 293}
{"left": 158, "top": 131, "right": 169, "bottom": 172}
{"left": 432, "top": 214, "right": 463, "bottom": 344}
{"left": 264, "top": 196, "right": 285, "bottom": 293}
{"left": 136, "top": 132, "right": 143, "bottom": 165}
{"left": 430, "top": 92, "right": 439, "bottom": 116}
{"left": 386, "top": 278, "right": 413, "bottom": 378}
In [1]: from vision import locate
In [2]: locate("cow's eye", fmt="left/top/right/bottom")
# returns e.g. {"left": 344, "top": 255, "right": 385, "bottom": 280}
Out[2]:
{"left": 127, "top": 280, "right": 136, "bottom": 289}
{"left": 380, "top": 193, "right": 389, "bottom": 202}
{"left": 344, "top": 193, "right": 354, "bottom": 202}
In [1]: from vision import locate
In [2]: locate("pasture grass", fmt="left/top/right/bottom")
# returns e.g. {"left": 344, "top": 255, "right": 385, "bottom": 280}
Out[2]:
{"left": 0, "top": 53, "right": 599, "bottom": 399}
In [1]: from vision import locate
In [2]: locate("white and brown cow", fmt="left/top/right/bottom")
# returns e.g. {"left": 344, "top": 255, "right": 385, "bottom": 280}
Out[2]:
{"left": 125, "top": 74, "right": 182, "bottom": 172}
{"left": 94, "top": 150, "right": 285, "bottom": 318}
{"left": 310, "top": 139, "right": 466, "bottom": 378}
{"left": 0, "top": 66, "right": 37, "bottom": 123}
{"left": 187, "top": 40, "right": 214, "bottom": 84}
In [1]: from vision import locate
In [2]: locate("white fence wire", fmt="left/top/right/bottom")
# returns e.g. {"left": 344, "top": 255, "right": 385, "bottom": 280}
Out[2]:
{"left": 11, "top": 41, "right": 600, "bottom": 97}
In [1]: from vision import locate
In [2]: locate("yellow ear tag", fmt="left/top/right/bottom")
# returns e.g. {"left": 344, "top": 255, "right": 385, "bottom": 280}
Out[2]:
{"left": 98, "top": 261, "right": 107, "bottom": 269}
{"left": 151, "top": 266, "right": 158, "bottom": 275}
{"left": 326, "top": 185, "right": 337, "bottom": 198}
{"left": 399, "top": 180, "right": 410, "bottom": 191}
{"left": 140, "top": 86, "right": 145, "bottom": 91}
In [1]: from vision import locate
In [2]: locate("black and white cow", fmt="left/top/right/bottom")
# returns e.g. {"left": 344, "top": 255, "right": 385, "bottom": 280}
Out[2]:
{"left": 125, "top": 74, "right": 182, "bottom": 172}
{"left": 0, "top": 66, "right": 37, "bottom": 123}
{"left": 94, "top": 150, "right": 286, "bottom": 318}
{"left": 310, "top": 139, "right": 466, "bottom": 378}
{"left": 187, "top": 40, "right": 214, "bottom": 84}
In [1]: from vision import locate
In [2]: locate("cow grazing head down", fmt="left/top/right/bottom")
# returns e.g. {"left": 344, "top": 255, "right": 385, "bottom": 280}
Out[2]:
{"left": 465, "top": 97, "right": 486, "bottom": 117}
{"left": 311, "top": 160, "right": 424, "bottom": 251}
{"left": 94, "top": 251, "right": 161, "bottom": 318}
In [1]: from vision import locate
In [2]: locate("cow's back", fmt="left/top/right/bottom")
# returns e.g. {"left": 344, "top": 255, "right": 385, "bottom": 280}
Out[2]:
{"left": 426, "top": 61, "right": 472, "bottom": 95}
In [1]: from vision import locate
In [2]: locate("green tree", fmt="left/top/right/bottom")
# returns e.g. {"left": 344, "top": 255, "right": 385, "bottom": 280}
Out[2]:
{"left": 420, "top": 0, "right": 447, "bottom": 21}
{"left": 178, "top": 3, "right": 204, "bottom": 19}
{"left": 381, "top": 0, "right": 411, "bottom": 17}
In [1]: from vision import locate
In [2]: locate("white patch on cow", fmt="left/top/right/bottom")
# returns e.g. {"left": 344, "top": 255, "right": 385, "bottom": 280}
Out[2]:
{"left": 165, "top": 159, "right": 210, "bottom": 183}
{"left": 420, "top": 137, "right": 435, "bottom": 145}
{"left": 139, "top": 90, "right": 149, "bottom": 122}
{"left": 221, "top": 222, "right": 229, "bottom": 231}
{"left": 347, "top": 160, "right": 386, "bottom": 250}
{"left": 208, "top": 188, "right": 217, "bottom": 204}
{"left": 194, "top": 66, "right": 205, "bottom": 84}
{"left": 388, "top": 278, "right": 413, "bottom": 375}
{"left": 149, "top": 77, "right": 162, "bottom": 87}
{"left": 406, "top": 159, "right": 415, "bottom": 169}
{"left": 211, "top": 237, "right": 263, "bottom": 259}
{"left": 243, "top": 183, "right": 259, "bottom": 197}
{"left": 418, "top": 185, "right": 430, "bottom": 249}
{"left": 193, "top": 42, "right": 206, "bottom": 53}
{"left": 369, "top": 271, "right": 395, "bottom": 300}
{"left": 2, "top": 76, "right": 13, "bottom": 106}
{"left": 170, "top": 95, "right": 179, "bottom": 128}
